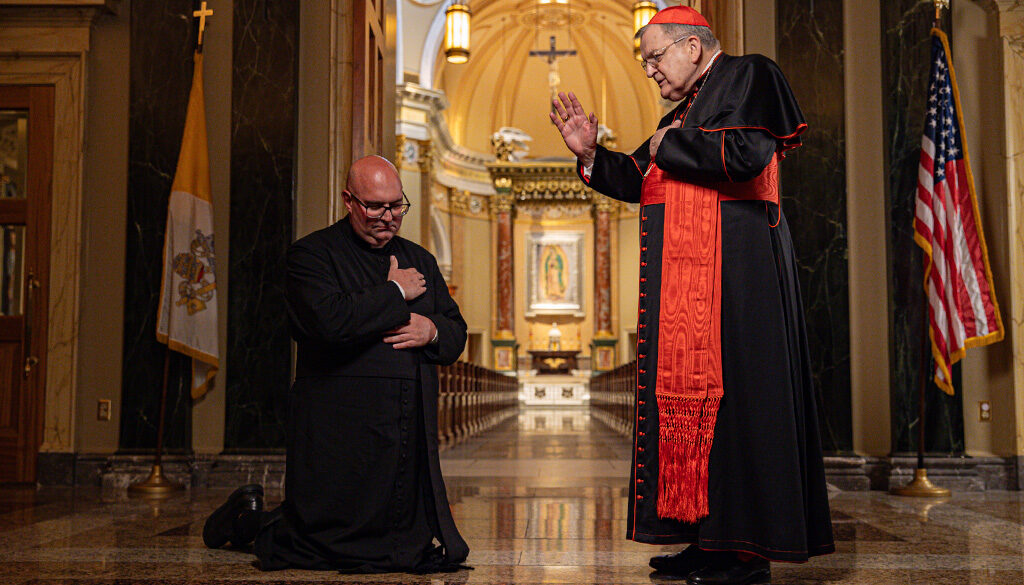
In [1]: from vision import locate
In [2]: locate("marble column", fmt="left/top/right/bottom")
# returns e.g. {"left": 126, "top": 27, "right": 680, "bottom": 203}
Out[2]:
{"left": 592, "top": 198, "right": 617, "bottom": 371}
{"left": 120, "top": 0, "right": 198, "bottom": 452}
{"left": 491, "top": 186, "right": 516, "bottom": 370}
{"left": 493, "top": 191, "right": 515, "bottom": 335}
{"left": 418, "top": 141, "right": 434, "bottom": 250}
{"left": 593, "top": 199, "right": 614, "bottom": 336}
{"left": 976, "top": 0, "right": 1024, "bottom": 486}
{"left": 881, "top": 1, "right": 964, "bottom": 455}
{"left": 223, "top": 0, "right": 298, "bottom": 451}
{"left": 776, "top": 0, "right": 852, "bottom": 453}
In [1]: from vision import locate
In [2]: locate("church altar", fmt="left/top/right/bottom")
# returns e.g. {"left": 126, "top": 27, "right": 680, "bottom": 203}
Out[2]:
{"left": 519, "top": 372, "right": 590, "bottom": 406}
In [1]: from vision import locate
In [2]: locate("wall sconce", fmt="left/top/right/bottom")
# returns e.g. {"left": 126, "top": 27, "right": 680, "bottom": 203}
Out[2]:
{"left": 445, "top": 2, "right": 472, "bottom": 64}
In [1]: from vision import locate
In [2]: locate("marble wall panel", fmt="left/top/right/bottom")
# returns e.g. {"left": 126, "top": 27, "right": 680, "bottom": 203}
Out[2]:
{"left": 119, "top": 0, "right": 197, "bottom": 452}
{"left": 776, "top": 0, "right": 852, "bottom": 453}
{"left": 223, "top": 0, "right": 298, "bottom": 451}
{"left": 881, "top": 1, "right": 964, "bottom": 455}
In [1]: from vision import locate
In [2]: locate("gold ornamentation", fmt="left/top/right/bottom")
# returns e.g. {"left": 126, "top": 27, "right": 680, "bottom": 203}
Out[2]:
{"left": 492, "top": 193, "right": 515, "bottom": 214}
{"left": 594, "top": 197, "right": 618, "bottom": 214}
{"left": 417, "top": 140, "right": 433, "bottom": 173}
{"left": 395, "top": 134, "right": 407, "bottom": 168}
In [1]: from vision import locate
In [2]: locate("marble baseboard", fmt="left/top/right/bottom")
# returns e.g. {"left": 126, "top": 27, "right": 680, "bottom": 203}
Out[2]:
{"left": 1018, "top": 456, "right": 1024, "bottom": 491}
{"left": 887, "top": 456, "right": 1017, "bottom": 492}
{"left": 37, "top": 450, "right": 1020, "bottom": 492}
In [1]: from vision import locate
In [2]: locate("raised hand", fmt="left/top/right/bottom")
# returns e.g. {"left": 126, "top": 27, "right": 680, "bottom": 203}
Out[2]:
{"left": 387, "top": 255, "right": 426, "bottom": 301}
{"left": 549, "top": 92, "right": 599, "bottom": 168}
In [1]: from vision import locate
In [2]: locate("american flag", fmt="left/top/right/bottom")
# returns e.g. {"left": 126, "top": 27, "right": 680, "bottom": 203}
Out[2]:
{"left": 913, "top": 29, "right": 1003, "bottom": 395}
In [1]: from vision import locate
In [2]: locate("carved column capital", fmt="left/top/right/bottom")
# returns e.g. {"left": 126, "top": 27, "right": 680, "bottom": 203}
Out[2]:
{"left": 491, "top": 192, "right": 515, "bottom": 215}
{"left": 593, "top": 196, "right": 618, "bottom": 215}
{"left": 395, "top": 134, "right": 408, "bottom": 168}
{"left": 417, "top": 139, "right": 434, "bottom": 173}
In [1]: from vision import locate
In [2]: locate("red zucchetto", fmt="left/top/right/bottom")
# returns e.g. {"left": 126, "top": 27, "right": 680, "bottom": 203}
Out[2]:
{"left": 648, "top": 6, "right": 711, "bottom": 29}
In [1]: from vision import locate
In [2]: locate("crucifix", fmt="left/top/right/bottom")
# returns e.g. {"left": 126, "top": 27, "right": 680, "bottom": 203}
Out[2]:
{"left": 530, "top": 36, "right": 577, "bottom": 107}
{"left": 194, "top": 1, "right": 214, "bottom": 49}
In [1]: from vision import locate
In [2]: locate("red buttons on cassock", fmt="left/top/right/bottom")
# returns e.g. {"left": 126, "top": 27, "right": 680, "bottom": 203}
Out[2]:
{"left": 642, "top": 247, "right": 648, "bottom": 252}
{"left": 638, "top": 354, "right": 646, "bottom": 359}
{"left": 639, "top": 324, "right": 646, "bottom": 328}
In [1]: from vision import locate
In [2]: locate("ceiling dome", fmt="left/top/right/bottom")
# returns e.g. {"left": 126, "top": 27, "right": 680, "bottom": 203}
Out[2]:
{"left": 435, "top": 0, "right": 665, "bottom": 159}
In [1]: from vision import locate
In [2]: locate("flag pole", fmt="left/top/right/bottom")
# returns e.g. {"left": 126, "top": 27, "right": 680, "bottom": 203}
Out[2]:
{"left": 128, "top": 1, "right": 214, "bottom": 497}
{"left": 128, "top": 344, "right": 183, "bottom": 495}
{"left": 891, "top": 0, "right": 950, "bottom": 499}
{"left": 891, "top": 296, "right": 950, "bottom": 497}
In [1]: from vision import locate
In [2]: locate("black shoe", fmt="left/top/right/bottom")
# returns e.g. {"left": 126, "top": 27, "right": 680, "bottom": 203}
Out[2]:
{"left": 203, "top": 484, "right": 264, "bottom": 549}
{"left": 685, "top": 556, "right": 770, "bottom": 585}
{"left": 649, "top": 545, "right": 721, "bottom": 574}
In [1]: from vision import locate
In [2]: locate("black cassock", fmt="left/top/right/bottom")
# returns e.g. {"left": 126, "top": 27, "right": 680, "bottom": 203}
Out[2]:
{"left": 580, "top": 53, "right": 834, "bottom": 561}
{"left": 255, "top": 217, "right": 469, "bottom": 573}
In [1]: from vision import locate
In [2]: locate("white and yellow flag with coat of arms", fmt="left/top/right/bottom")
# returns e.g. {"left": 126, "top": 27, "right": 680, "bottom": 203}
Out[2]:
{"left": 156, "top": 51, "right": 218, "bottom": 399}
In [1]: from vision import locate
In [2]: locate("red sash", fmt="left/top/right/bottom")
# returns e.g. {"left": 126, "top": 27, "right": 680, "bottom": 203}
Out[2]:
{"left": 640, "top": 155, "right": 780, "bottom": 522}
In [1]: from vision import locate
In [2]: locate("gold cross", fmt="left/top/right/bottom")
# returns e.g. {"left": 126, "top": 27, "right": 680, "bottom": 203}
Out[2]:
{"left": 194, "top": 1, "right": 214, "bottom": 47}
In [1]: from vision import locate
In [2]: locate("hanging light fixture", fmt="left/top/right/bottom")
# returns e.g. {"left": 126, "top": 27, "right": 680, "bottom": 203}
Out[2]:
{"left": 632, "top": 1, "right": 658, "bottom": 61}
{"left": 445, "top": 2, "right": 472, "bottom": 64}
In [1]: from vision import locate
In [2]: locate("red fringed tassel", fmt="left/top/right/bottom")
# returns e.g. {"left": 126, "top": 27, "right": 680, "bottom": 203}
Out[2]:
{"left": 656, "top": 394, "right": 721, "bottom": 522}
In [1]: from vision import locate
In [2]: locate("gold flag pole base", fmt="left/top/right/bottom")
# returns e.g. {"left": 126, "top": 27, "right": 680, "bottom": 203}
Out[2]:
{"left": 890, "top": 468, "right": 951, "bottom": 498}
{"left": 127, "top": 464, "right": 184, "bottom": 497}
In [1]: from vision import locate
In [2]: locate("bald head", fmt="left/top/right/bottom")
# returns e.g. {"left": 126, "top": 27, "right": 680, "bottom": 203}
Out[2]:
{"left": 343, "top": 155, "right": 407, "bottom": 248}
{"left": 346, "top": 155, "right": 402, "bottom": 195}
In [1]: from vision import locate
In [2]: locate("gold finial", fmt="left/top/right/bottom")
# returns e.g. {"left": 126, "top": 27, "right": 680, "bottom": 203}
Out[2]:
{"left": 933, "top": 0, "right": 949, "bottom": 22}
{"left": 194, "top": 1, "right": 214, "bottom": 48}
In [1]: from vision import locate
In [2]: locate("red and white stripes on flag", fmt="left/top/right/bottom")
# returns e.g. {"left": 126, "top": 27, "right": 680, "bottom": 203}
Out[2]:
{"left": 156, "top": 52, "right": 219, "bottom": 399}
{"left": 913, "top": 29, "right": 1003, "bottom": 395}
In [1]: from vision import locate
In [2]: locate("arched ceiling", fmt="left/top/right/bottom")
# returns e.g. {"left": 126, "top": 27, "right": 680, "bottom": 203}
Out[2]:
{"left": 433, "top": 0, "right": 665, "bottom": 160}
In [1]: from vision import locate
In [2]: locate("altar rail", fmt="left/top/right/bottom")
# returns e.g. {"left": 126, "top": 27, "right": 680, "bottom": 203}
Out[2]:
{"left": 437, "top": 362, "right": 519, "bottom": 449}
{"left": 590, "top": 360, "right": 637, "bottom": 436}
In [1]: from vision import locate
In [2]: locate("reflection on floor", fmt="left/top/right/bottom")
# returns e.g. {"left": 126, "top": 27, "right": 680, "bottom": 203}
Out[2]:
{"left": 1, "top": 407, "right": 1023, "bottom": 584}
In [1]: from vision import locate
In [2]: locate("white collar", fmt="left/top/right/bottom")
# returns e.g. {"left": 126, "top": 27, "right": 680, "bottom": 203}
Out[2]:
{"left": 699, "top": 50, "right": 723, "bottom": 78}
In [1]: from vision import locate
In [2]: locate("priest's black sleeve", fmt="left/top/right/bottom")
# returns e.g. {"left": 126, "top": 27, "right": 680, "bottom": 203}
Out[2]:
{"left": 654, "top": 126, "right": 778, "bottom": 184}
{"left": 422, "top": 258, "right": 467, "bottom": 366}
{"left": 576, "top": 142, "right": 652, "bottom": 204}
{"left": 286, "top": 241, "right": 411, "bottom": 346}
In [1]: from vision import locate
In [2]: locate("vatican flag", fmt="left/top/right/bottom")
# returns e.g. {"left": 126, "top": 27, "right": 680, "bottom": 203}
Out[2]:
{"left": 156, "top": 52, "right": 219, "bottom": 399}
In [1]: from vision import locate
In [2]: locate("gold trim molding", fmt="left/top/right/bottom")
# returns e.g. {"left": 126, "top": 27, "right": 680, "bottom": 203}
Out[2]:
{"left": 486, "top": 160, "right": 595, "bottom": 205}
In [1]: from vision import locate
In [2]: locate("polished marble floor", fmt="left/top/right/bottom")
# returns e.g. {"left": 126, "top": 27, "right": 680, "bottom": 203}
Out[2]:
{"left": 2, "top": 407, "right": 1023, "bottom": 584}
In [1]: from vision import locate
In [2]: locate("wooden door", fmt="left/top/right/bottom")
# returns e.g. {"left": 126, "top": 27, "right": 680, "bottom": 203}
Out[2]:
{"left": 0, "top": 86, "right": 52, "bottom": 484}
{"left": 352, "top": 0, "right": 387, "bottom": 158}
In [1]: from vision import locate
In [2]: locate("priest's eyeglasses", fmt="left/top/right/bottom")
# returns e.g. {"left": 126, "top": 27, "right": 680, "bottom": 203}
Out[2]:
{"left": 640, "top": 35, "right": 690, "bottom": 71}
{"left": 344, "top": 190, "right": 412, "bottom": 219}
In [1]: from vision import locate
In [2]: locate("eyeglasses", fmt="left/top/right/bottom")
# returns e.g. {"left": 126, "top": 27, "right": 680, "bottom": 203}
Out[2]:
{"left": 639, "top": 35, "right": 690, "bottom": 71}
{"left": 344, "top": 190, "right": 412, "bottom": 219}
